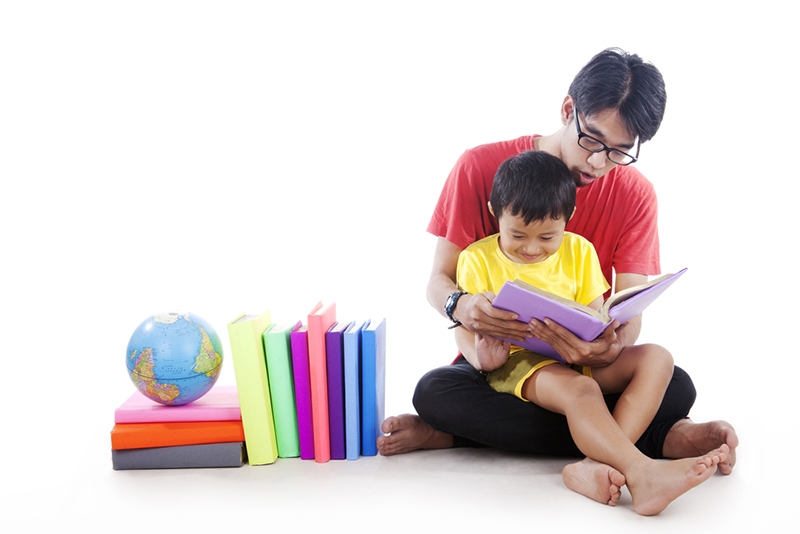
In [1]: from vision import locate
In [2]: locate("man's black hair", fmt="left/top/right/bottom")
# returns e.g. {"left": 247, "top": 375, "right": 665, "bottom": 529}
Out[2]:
{"left": 568, "top": 48, "right": 666, "bottom": 143}
{"left": 490, "top": 150, "right": 575, "bottom": 225}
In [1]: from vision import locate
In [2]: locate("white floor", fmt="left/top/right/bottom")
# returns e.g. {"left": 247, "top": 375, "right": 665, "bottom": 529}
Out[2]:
{"left": 5, "top": 422, "right": 779, "bottom": 532}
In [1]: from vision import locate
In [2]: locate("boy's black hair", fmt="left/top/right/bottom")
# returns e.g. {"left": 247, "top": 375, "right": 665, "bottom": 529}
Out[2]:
{"left": 568, "top": 48, "right": 666, "bottom": 143}
{"left": 490, "top": 150, "right": 575, "bottom": 225}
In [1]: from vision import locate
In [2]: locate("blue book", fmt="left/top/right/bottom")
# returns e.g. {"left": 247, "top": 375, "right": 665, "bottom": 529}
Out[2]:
{"left": 326, "top": 321, "right": 352, "bottom": 460}
{"left": 361, "top": 318, "right": 386, "bottom": 457}
{"left": 343, "top": 320, "right": 368, "bottom": 460}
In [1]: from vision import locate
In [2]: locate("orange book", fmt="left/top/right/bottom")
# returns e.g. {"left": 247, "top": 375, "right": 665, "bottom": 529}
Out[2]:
{"left": 111, "top": 420, "right": 245, "bottom": 450}
{"left": 308, "top": 302, "right": 336, "bottom": 463}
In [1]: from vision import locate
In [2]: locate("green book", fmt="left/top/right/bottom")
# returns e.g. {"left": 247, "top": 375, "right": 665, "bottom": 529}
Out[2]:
{"left": 263, "top": 322, "right": 301, "bottom": 458}
{"left": 227, "top": 311, "right": 278, "bottom": 465}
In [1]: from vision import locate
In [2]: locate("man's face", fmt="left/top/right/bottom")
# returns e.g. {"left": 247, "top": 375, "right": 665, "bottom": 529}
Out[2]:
{"left": 561, "top": 107, "right": 638, "bottom": 187}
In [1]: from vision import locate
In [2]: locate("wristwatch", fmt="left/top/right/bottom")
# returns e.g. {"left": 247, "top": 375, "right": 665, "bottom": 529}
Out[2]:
{"left": 444, "top": 290, "right": 468, "bottom": 328}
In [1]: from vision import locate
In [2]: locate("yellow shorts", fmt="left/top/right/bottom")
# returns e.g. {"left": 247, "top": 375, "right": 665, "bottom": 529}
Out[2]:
{"left": 486, "top": 350, "right": 592, "bottom": 401}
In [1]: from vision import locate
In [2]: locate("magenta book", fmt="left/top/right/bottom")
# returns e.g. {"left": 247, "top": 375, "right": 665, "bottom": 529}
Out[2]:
{"left": 291, "top": 321, "right": 315, "bottom": 460}
{"left": 114, "top": 385, "right": 241, "bottom": 424}
{"left": 492, "top": 269, "right": 687, "bottom": 363}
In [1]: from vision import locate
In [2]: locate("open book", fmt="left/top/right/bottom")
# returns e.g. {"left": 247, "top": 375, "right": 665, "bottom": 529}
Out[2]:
{"left": 491, "top": 268, "right": 687, "bottom": 363}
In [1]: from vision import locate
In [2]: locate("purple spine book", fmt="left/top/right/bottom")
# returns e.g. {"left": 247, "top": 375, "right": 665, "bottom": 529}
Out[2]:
{"left": 291, "top": 323, "right": 315, "bottom": 460}
{"left": 326, "top": 321, "right": 352, "bottom": 460}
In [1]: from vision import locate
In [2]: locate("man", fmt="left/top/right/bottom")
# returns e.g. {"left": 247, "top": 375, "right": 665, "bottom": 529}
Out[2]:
{"left": 377, "top": 48, "right": 737, "bottom": 505}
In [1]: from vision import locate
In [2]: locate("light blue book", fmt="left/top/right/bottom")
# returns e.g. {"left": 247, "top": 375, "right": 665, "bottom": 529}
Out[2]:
{"left": 361, "top": 318, "right": 386, "bottom": 457}
{"left": 343, "top": 320, "right": 368, "bottom": 460}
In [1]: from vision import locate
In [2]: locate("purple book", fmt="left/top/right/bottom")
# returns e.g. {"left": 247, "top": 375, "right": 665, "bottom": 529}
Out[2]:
{"left": 291, "top": 322, "right": 315, "bottom": 460}
{"left": 326, "top": 321, "right": 352, "bottom": 460}
{"left": 492, "top": 269, "right": 687, "bottom": 363}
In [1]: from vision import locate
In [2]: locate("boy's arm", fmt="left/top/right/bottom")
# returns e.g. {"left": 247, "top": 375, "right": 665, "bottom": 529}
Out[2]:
{"left": 530, "top": 272, "right": 645, "bottom": 367}
{"left": 454, "top": 326, "right": 511, "bottom": 372}
{"left": 427, "top": 237, "right": 530, "bottom": 342}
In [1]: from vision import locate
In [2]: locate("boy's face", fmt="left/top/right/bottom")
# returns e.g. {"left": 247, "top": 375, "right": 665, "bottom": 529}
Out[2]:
{"left": 496, "top": 211, "right": 566, "bottom": 265}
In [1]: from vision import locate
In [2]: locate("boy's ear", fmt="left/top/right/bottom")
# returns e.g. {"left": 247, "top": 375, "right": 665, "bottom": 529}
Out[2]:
{"left": 488, "top": 201, "right": 495, "bottom": 219}
{"left": 569, "top": 206, "right": 576, "bottom": 222}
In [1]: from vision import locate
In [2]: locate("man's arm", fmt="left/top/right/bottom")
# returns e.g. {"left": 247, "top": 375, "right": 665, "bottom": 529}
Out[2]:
{"left": 427, "top": 237, "right": 531, "bottom": 342}
{"left": 529, "top": 272, "right": 646, "bottom": 367}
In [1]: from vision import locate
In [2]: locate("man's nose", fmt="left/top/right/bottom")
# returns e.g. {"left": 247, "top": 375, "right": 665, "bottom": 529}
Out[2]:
{"left": 588, "top": 150, "right": 610, "bottom": 169}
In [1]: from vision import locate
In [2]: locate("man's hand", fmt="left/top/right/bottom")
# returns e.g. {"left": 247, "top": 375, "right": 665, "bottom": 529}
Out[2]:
{"left": 530, "top": 318, "right": 624, "bottom": 367}
{"left": 454, "top": 291, "right": 531, "bottom": 343}
{"left": 474, "top": 332, "right": 511, "bottom": 372}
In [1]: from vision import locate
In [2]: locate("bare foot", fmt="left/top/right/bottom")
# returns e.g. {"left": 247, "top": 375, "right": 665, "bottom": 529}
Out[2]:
{"left": 627, "top": 444, "right": 729, "bottom": 516}
{"left": 376, "top": 414, "right": 454, "bottom": 456}
{"left": 663, "top": 419, "right": 738, "bottom": 475}
{"left": 562, "top": 458, "right": 626, "bottom": 506}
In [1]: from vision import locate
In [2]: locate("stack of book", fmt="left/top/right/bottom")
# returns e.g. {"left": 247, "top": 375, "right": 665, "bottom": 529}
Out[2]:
{"left": 110, "top": 385, "right": 246, "bottom": 470}
{"left": 228, "top": 303, "right": 386, "bottom": 465}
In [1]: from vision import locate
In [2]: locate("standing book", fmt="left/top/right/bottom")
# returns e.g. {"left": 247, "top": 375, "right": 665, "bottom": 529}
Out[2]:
{"left": 361, "top": 318, "right": 386, "bottom": 457}
{"left": 308, "top": 302, "right": 337, "bottom": 463}
{"left": 492, "top": 269, "right": 688, "bottom": 363}
{"left": 344, "top": 320, "right": 368, "bottom": 460}
{"left": 326, "top": 320, "right": 352, "bottom": 460}
{"left": 263, "top": 322, "right": 301, "bottom": 458}
{"left": 291, "top": 321, "right": 316, "bottom": 460}
{"left": 227, "top": 311, "right": 278, "bottom": 465}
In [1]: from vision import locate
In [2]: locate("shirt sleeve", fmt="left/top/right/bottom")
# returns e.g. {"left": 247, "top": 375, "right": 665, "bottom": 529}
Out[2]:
{"left": 427, "top": 149, "right": 496, "bottom": 251}
{"left": 613, "top": 169, "right": 660, "bottom": 276}
{"left": 575, "top": 239, "right": 611, "bottom": 307}
{"left": 456, "top": 246, "right": 494, "bottom": 296}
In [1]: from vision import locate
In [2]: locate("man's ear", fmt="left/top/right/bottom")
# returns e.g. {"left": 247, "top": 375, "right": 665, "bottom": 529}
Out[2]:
{"left": 561, "top": 95, "right": 575, "bottom": 125}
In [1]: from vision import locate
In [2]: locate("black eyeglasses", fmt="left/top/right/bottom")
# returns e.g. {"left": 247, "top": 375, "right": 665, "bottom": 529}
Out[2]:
{"left": 574, "top": 110, "right": 639, "bottom": 166}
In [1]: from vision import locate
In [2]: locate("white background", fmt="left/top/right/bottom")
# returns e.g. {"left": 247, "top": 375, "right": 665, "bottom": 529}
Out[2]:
{"left": 2, "top": 1, "right": 796, "bottom": 530}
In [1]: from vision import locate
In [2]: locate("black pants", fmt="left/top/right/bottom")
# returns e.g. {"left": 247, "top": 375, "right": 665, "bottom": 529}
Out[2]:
{"left": 413, "top": 356, "right": 696, "bottom": 459}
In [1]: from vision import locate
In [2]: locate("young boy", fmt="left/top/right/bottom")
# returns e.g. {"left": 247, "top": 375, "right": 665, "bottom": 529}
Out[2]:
{"left": 454, "top": 150, "right": 728, "bottom": 516}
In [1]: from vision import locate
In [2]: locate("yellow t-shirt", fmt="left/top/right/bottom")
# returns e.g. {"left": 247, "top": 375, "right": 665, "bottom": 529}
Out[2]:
{"left": 457, "top": 232, "right": 610, "bottom": 308}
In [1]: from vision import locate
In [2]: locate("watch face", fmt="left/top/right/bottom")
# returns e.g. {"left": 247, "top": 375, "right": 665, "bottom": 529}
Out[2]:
{"left": 446, "top": 291, "right": 465, "bottom": 321}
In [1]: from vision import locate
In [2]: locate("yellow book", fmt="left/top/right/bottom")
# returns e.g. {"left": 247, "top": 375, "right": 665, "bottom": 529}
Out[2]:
{"left": 227, "top": 311, "right": 278, "bottom": 465}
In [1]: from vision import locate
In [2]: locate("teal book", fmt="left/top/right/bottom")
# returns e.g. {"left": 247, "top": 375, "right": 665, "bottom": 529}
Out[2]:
{"left": 361, "top": 318, "right": 386, "bottom": 457}
{"left": 344, "top": 320, "right": 368, "bottom": 460}
{"left": 263, "top": 322, "right": 301, "bottom": 458}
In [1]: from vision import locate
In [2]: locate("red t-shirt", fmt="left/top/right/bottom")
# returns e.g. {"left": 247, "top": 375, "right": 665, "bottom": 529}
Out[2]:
{"left": 427, "top": 135, "right": 660, "bottom": 297}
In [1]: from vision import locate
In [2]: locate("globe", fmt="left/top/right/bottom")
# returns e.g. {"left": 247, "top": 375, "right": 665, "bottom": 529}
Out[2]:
{"left": 126, "top": 312, "right": 223, "bottom": 406}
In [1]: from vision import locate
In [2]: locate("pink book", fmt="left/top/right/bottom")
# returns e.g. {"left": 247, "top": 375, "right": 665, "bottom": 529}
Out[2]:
{"left": 308, "top": 302, "right": 336, "bottom": 463}
{"left": 114, "top": 385, "right": 241, "bottom": 424}
{"left": 492, "top": 269, "right": 687, "bottom": 363}
{"left": 291, "top": 317, "right": 318, "bottom": 460}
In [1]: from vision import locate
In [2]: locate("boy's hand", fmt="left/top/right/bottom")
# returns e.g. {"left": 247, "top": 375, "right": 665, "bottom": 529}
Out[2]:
{"left": 529, "top": 318, "right": 624, "bottom": 367}
{"left": 474, "top": 332, "right": 512, "bottom": 372}
{"left": 454, "top": 292, "right": 532, "bottom": 342}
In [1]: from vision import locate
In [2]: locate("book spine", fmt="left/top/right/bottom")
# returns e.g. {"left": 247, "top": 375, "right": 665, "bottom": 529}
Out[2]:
{"left": 227, "top": 312, "right": 278, "bottom": 465}
{"left": 326, "top": 325, "right": 347, "bottom": 460}
{"left": 111, "top": 442, "right": 245, "bottom": 470}
{"left": 290, "top": 327, "right": 315, "bottom": 460}
{"left": 264, "top": 324, "right": 301, "bottom": 458}
{"left": 361, "top": 319, "right": 386, "bottom": 457}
